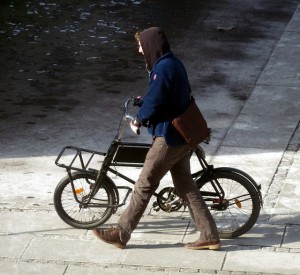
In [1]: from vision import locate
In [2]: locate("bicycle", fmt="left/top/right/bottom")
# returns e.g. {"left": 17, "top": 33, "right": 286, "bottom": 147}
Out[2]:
{"left": 54, "top": 97, "right": 263, "bottom": 239}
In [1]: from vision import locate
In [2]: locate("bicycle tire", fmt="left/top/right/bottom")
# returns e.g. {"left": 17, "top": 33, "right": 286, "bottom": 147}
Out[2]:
{"left": 195, "top": 170, "right": 261, "bottom": 239}
{"left": 54, "top": 172, "right": 116, "bottom": 229}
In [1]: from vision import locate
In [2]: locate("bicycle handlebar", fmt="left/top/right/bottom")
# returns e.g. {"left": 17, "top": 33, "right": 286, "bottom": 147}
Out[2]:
{"left": 115, "top": 97, "right": 140, "bottom": 140}
{"left": 124, "top": 96, "right": 144, "bottom": 119}
{"left": 124, "top": 98, "right": 136, "bottom": 121}
{"left": 120, "top": 97, "right": 211, "bottom": 144}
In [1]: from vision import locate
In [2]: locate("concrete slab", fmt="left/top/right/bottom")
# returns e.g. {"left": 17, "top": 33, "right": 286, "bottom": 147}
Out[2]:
{"left": 287, "top": 5, "right": 300, "bottom": 31}
{"left": 128, "top": 216, "right": 189, "bottom": 244}
{"left": 0, "top": 211, "right": 85, "bottom": 235}
{"left": 223, "top": 250, "right": 300, "bottom": 274}
{"left": 222, "top": 224, "right": 285, "bottom": 248}
{"left": 123, "top": 246, "right": 225, "bottom": 270}
{"left": 0, "top": 156, "right": 66, "bottom": 203}
{"left": 65, "top": 265, "right": 168, "bottom": 275}
{"left": 0, "top": 196, "right": 54, "bottom": 211}
{"left": 0, "top": 261, "right": 66, "bottom": 275}
{"left": 277, "top": 181, "right": 300, "bottom": 210}
{"left": 257, "top": 30, "right": 300, "bottom": 86}
{"left": 222, "top": 114, "right": 297, "bottom": 150}
{"left": 286, "top": 151, "right": 300, "bottom": 181}
{"left": 22, "top": 235, "right": 125, "bottom": 265}
{"left": 194, "top": 87, "right": 245, "bottom": 140}
{"left": 270, "top": 150, "right": 300, "bottom": 224}
{"left": 211, "top": 146, "right": 283, "bottom": 195}
{"left": 87, "top": 215, "right": 190, "bottom": 244}
{"left": 270, "top": 185, "right": 300, "bottom": 224}
{"left": 170, "top": 272, "right": 216, "bottom": 275}
{"left": 270, "top": 213, "right": 300, "bottom": 225}
{"left": 0, "top": 234, "right": 33, "bottom": 258}
{"left": 242, "top": 86, "right": 300, "bottom": 118}
{"left": 185, "top": 221, "right": 285, "bottom": 248}
{"left": 283, "top": 224, "right": 300, "bottom": 249}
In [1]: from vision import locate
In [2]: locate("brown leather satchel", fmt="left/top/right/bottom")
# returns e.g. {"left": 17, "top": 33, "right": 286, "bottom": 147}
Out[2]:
{"left": 172, "top": 97, "right": 210, "bottom": 148}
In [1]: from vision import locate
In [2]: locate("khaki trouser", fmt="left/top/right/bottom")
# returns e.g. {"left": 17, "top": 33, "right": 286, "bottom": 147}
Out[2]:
{"left": 118, "top": 137, "right": 219, "bottom": 243}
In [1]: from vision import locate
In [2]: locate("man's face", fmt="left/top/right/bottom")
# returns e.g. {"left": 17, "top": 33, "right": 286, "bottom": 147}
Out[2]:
{"left": 138, "top": 41, "right": 144, "bottom": 55}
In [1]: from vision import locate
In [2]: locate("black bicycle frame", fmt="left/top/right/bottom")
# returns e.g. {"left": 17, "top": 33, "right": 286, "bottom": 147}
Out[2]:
{"left": 55, "top": 138, "right": 227, "bottom": 211}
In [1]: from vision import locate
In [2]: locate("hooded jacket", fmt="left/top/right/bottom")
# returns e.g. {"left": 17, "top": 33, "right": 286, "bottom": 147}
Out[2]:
{"left": 137, "top": 27, "right": 191, "bottom": 146}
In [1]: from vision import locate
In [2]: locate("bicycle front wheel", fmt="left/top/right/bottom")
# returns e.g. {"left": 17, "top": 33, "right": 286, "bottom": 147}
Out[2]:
{"left": 54, "top": 172, "right": 116, "bottom": 229}
{"left": 196, "top": 170, "right": 261, "bottom": 239}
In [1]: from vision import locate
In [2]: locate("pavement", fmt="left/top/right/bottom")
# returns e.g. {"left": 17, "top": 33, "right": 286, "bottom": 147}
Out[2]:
{"left": 1, "top": 2, "right": 300, "bottom": 275}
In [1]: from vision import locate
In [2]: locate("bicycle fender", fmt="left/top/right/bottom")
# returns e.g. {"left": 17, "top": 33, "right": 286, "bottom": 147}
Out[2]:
{"left": 69, "top": 171, "right": 120, "bottom": 209}
{"left": 213, "top": 167, "right": 263, "bottom": 207}
{"left": 101, "top": 175, "right": 120, "bottom": 208}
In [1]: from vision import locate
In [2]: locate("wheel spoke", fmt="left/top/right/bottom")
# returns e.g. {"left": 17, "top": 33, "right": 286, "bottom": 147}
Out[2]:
{"left": 54, "top": 173, "right": 115, "bottom": 229}
{"left": 197, "top": 171, "right": 261, "bottom": 238}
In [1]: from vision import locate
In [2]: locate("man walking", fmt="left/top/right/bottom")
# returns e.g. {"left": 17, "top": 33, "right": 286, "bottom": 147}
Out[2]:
{"left": 93, "top": 27, "right": 220, "bottom": 250}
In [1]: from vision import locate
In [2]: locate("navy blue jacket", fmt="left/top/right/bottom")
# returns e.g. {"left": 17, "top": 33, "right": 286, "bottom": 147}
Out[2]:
{"left": 137, "top": 52, "right": 191, "bottom": 146}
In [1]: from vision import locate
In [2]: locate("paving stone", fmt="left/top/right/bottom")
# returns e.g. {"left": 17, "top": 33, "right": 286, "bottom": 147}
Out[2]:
{"left": 285, "top": 151, "right": 300, "bottom": 181}
{"left": 65, "top": 265, "right": 168, "bottom": 275}
{"left": 0, "top": 211, "right": 84, "bottom": 235}
{"left": 257, "top": 32, "right": 300, "bottom": 87}
{"left": 22, "top": 235, "right": 125, "bottom": 265}
{"left": 241, "top": 86, "right": 300, "bottom": 118}
{"left": 0, "top": 234, "right": 33, "bottom": 258}
{"left": 282, "top": 224, "right": 300, "bottom": 249}
{"left": 123, "top": 246, "right": 225, "bottom": 270}
{"left": 220, "top": 224, "right": 285, "bottom": 248}
{"left": 223, "top": 250, "right": 300, "bottom": 274}
{"left": 128, "top": 216, "right": 189, "bottom": 243}
{"left": 222, "top": 114, "right": 298, "bottom": 150}
{"left": 211, "top": 146, "right": 283, "bottom": 195}
{"left": 0, "top": 261, "right": 66, "bottom": 275}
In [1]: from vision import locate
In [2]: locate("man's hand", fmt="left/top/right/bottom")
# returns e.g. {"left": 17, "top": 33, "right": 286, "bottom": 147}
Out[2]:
{"left": 130, "top": 117, "right": 142, "bottom": 135}
{"left": 132, "top": 96, "right": 143, "bottom": 107}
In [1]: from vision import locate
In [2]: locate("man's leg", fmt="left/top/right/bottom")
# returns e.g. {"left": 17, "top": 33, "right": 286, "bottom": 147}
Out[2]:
{"left": 118, "top": 137, "right": 188, "bottom": 237}
{"left": 117, "top": 137, "right": 168, "bottom": 237}
{"left": 170, "top": 149, "right": 220, "bottom": 248}
{"left": 94, "top": 137, "right": 188, "bottom": 247}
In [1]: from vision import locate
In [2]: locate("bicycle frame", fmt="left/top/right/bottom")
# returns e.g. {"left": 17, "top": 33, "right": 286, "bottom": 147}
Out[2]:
{"left": 56, "top": 97, "right": 263, "bottom": 212}
{"left": 54, "top": 97, "right": 263, "bottom": 237}
{"left": 55, "top": 97, "right": 227, "bottom": 211}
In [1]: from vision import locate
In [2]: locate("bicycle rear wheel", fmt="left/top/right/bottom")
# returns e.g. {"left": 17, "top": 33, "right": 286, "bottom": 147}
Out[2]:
{"left": 54, "top": 172, "right": 116, "bottom": 229}
{"left": 196, "top": 170, "right": 261, "bottom": 239}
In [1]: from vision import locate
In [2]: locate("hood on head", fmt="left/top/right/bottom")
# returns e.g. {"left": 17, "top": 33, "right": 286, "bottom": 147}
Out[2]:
{"left": 139, "top": 27, "right": 170, "bottom": 71}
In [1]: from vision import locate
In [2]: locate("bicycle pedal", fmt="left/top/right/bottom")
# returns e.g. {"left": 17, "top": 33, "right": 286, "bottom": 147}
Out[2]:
{"left": 152, "top": 202, "right": 160, "bottom": 212}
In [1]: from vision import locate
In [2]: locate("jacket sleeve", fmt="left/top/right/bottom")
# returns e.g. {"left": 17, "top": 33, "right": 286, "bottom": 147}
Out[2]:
{"left": 137, "top": 67, "right": 172, "bottom": 124}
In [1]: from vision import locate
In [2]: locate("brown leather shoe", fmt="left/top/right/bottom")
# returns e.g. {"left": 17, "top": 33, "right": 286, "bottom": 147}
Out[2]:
{"left": 185, "top": 240, "right": 221, "bottom": 250}
{"left": 93, "top": 227, "right": 127, "bottom": 249}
